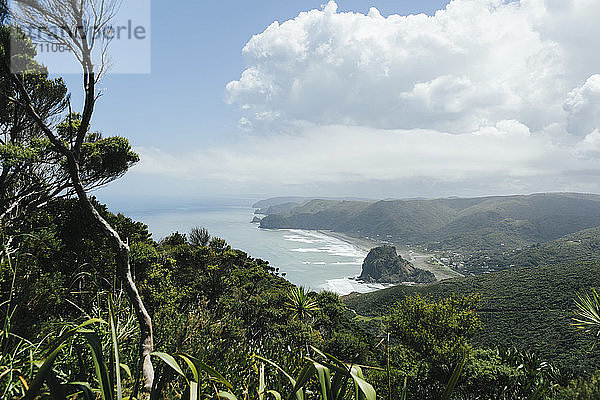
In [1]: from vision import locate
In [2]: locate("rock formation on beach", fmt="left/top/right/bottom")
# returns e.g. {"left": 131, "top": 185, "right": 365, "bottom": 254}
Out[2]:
{"left": 359, "top": 245, "right": 435, "bottom": 284}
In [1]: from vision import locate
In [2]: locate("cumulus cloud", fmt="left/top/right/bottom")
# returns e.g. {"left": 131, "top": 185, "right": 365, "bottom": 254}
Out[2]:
{"left": 565, "top": 75, "right": 600, "bottom": 137}
{"left": 226, "top": 0, "right": 590, "bottom": 134}
{"left": 129, "top": 0, "right": 600, "bottom": 198}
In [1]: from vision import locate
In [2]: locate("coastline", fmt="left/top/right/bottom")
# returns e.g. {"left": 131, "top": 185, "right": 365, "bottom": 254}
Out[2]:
{"left": 317, "top": 229, "right": 462, "bottom": 282}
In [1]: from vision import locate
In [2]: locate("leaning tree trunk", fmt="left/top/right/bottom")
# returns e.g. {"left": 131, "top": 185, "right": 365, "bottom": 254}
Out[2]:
{"left": 7, "top": 7, "right": 156, "bottom": 383}
{"left": 10, "top": 75, "right": 156, "bottom": 391}
{"left": 65, "top": 157, "right": 155, "bottom": 392}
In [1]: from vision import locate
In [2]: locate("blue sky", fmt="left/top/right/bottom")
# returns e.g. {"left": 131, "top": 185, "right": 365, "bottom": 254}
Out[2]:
{"left": 66, "top": 1, "right": 450, "bottom": 151}
{"left": 49, "top": 0, "right": 600, "bottom": 208}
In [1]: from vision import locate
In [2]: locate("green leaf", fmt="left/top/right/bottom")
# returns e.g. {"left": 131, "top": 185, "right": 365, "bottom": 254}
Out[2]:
{"left": 400, "top": 376, "right": 408, "bottom": 400}
{"left": 217, "top": 391, "right": 238, "bottom": 400}
{"left": 66, "top": 382, "right": 96, "bottom": 400}
{"left": 44, "top": 318, "right": 107, "bottom": 354}
{"left": 23, "top": 319, "right": 106, "bottom": 400}
{"left": 23, "top": 344, "right": 66, "bottom": 400}
{"left": 266, "top": 390, "right": 282, "bottom": 400}
{"left": 178, "top": 353, "right": 234, "bottom": 390}
{"left": 573, "top": 289, "right": 600, "bottom": 336}
{"left": 254, "top": 355, "right": 302, "bottom": 400}
{"left": 288, "top": 363, "right": 315, "bottom": 400}
{"left": 151, "top": 352, "right": 188, "bottom": 383}
{"left": 189, "top": 381, "right": 198, "bottom": 400}
{"left": 178, "top": 354, "right": 200, "bottom": 384}
{"left": 81, "top": 331, "right": 114, "bottom": 400}
{"left": 254, "top": 355, "right": 297, "bottom": 386}
{"left": 350, "top": 366, "right": 376, "bottom": 400}
{"left": 120, "top": 363, "right": 132, "bottom": 379}
{"left": 313, "top": 363, "right": 331, "bottom": 400}
{"left": 109, "top": 295, "right": 122, "bottom": 400}
{"left": 441, "top": 352, "right": 467, "bottom": 400}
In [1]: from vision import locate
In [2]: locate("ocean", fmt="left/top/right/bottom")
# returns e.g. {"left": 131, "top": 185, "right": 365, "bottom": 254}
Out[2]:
{"left": 123, "top": 202, "right": 387, "bottom": 295}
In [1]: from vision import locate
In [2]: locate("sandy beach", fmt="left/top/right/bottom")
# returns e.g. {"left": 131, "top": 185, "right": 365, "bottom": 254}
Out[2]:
{"left": 316, "top": 230, "right": 379, "bottom": 253}
{"left": 395, "top": 246, "right": 463, "bottom": 281}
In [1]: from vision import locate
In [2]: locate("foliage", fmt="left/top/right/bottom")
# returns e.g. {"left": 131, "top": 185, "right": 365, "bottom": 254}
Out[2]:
{"left": 4, "top": 196, "right": 594, "bottom": 399}
{"left": 57, "top": 114, "right": 140, "bottom": 188}
{"left": 373, "top": 294, "right": 480, "bottom": 399}
{"left": 0, "top": 30, "right": 138, "bottom": 230}
{"left": 259, "top": 194, "right": 600, "bottom": 254}
{"left": 460, "top": 225, "right": 600, "bottom": 275}
{"left": 154, "top": 347, "right": 377, "bottom": 400}
{"left": 345, "top": 260, "right": 600, "bottom": 372}
{"left": 284, "top": 286, "right": 320, "bottom": 321}
{"left": 189, "top": 226, "right": 211, "bottom": 247}
{"left": 0, "top": 23, "right": 68, "bottom": 227}
{"left": 572, "top": 289, "right": 600, "bottom": 339}
{"left": 552, "top": 371, "right": 600, "bottom": 400}
{"left": 386, "top": 294, "right": 480, "bottom": 367}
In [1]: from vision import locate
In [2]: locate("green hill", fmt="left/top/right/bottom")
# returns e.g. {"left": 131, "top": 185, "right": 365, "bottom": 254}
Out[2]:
{"left": 344, "top": 261, "right": 600, "bottom": 371}
{"left": 252, "top": 197, "right": 309, "bottom": 209}
{"left": 259, "top": 199, "right": 372, "bottom": 230}
{"left": 259, "top": 193, "right": 600, "bottom": 253}
{"left": 460, "top": 225, "right": 600, "bottom": 274}
{"left": 508, "top": 226, "right": 600, "bottom": 267}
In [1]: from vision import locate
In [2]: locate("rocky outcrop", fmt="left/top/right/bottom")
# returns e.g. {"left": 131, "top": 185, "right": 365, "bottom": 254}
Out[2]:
{"left": 359, "top": 246, "right": 435, "bottom": 284}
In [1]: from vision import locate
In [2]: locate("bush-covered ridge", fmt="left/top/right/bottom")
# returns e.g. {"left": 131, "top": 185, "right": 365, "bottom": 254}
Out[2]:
{"left": 456, "top": 225, "right": 600, "bottom": 274}
{"left": 345, "top": 260, "right": 600, "bottom": 371}
{"left": 259, "top": 193, "right": 600, "bottom": 253}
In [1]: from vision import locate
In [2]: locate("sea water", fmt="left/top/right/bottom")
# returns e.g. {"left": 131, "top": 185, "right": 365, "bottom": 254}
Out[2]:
{"left": 123, "top": 203, "right": 387, "bottom": 295}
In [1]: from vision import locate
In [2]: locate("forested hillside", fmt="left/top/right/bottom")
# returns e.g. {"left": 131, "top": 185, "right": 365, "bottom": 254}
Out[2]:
{"left": 5, "top": 197, "right": 599, "bottom": 399}
{"left": 459, "top": 226, "right": 600, "bottom": 274}
{"left": 344, "top": 261, "right": 600, "bottom": 370}
{"left": 259, "top": 193, "right": 600, "bottom": 253}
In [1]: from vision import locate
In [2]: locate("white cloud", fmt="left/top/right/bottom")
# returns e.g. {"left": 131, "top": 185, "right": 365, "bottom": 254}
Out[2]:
{"left": 225, "top": 0, "right": 586, "bottom": 134}
{"left": 130, "top": 122, "right": 600, "bottom": 193}
{"left": 130, "top": 0, "right": 600, "bottom": 198}
{"left": 564, "top": 75, "right": 600, "bottom": 137}
{"left": 574, "top": 129, "right": 600, "bottom": 158}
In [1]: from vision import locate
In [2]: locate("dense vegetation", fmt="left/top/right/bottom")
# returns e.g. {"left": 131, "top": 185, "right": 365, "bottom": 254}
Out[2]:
{"left": 1, "top": 197, "right": 379, "bottom": 397}
{"left": 459, "top": 226, "right": 600, "bottom": 275}
{"left": 345, "top": 260, "right": 600, "bottom": 371}
{"left": 259, "top": 194, "right": 600, "bottom": 254}
{"left": 359, "top": 246, "right": 435, "bottom": 284}
{"left": 6, "top": 197, "right": 600, "bottom": 398}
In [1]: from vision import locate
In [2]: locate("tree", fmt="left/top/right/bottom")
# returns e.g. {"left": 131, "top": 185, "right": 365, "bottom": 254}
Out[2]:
{"left": 386, "top": 294, "right": 481, "bottom": 370}
{"left": 284, "top": 286, "right": 320, "bottom": 321}
{"left": 381, "top": 294, "right": 481, "bottom": 399}
{"left": 0, "top": 21, "right": 69, "bottom": 231}
{"left": 572, "top": 288, "right": 600, "bottom": 342}
{"left": 189, "top": 226, "right": 210, "bottom": 247}
{"left": 2, "top": 0, "right": 155, "bottom": 391}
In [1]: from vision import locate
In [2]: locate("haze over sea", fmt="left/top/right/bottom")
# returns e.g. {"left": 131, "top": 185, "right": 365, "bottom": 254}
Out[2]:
{"left": 120, "top": 199, "right": 387, "bottom": 295}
